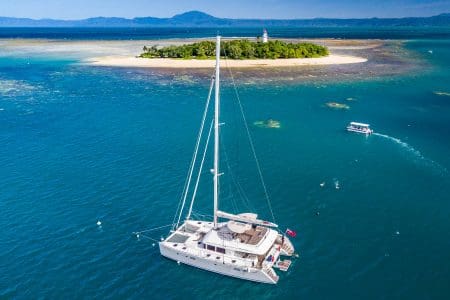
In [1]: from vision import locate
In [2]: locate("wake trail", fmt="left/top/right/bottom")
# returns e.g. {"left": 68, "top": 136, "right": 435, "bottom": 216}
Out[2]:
{"left": 372, "top": 133, "right": 424, "bottom": 158}
{"left": 372, "top": 132, "right": 447, "bottom": 174}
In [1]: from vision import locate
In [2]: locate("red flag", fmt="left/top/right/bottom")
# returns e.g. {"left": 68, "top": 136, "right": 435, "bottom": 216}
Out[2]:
{"left": 286, "top": 228, "right": 297, "bottom": 237}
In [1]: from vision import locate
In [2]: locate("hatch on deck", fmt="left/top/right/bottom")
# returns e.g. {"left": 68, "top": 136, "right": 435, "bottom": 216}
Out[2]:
{"left": 166, "top": 233, "right": 189, "bottom": 243}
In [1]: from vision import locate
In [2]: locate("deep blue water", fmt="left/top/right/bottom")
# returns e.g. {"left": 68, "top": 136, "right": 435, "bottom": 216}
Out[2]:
{"left": 0, "top": 29, "right": 450, "bottom": 299}
{"left": 1, "top": 26, "right": 450, "bottom": 40}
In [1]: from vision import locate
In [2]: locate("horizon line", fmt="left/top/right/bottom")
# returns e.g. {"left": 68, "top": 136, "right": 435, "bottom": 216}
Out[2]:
{"left": 1, "top": 10, "right": 449, "bottom": 21}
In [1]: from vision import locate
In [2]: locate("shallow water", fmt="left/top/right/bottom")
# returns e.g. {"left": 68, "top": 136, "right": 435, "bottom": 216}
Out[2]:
{"left": 0, "top": 32, "right": 450, "bottom": 299}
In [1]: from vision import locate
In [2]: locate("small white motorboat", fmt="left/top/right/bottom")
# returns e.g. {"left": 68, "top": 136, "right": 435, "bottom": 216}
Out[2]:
{"left": 347, "top": 122, "right": 373, "bottom": 135}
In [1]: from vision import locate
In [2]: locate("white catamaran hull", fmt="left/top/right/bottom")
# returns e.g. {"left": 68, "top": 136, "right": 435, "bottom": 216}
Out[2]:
{"left": 159, "top": 243, "right": 276, "bottom": 284}
{"left": 347, "top": 127, "right": 373, "bottom": 134}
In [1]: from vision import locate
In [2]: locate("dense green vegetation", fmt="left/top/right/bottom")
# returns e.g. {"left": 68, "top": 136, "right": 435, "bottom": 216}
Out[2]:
{"left": 140, "top": 40, "right": 329, "bottom": 59}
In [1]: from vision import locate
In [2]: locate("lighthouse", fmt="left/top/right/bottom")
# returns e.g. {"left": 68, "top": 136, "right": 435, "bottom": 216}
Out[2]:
{"left": 262, "top": 29, "right": 268, "bottom": 43}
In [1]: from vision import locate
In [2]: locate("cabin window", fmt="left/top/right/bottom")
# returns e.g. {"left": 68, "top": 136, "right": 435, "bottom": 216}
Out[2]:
{"left": 206, "top": 254, "right": 211, "bottom": 257}
{"left": 182, "top": 247, "right": 186, "bottom": 250}
{"left": 216, "top": 247, "right": 225, "bottom": 254}
{"left": 232, "top": 260, "right": 236, "bottom": 263}
{"left": 173, "top": 244, "right": 178, "bottom": 247}
{"left": 216, "top": 256, "right": 220, "bottom": 259}
{"left": 207, "top": 245, "right": 215, "bottom": 251}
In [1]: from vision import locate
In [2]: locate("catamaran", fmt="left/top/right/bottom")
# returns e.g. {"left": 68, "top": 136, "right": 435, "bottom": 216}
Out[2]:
{"left": 158, "top": 36, "right": 295, "bottom": 284}
{"left": 346, "top": 122, "right": 373, "bottom": 135}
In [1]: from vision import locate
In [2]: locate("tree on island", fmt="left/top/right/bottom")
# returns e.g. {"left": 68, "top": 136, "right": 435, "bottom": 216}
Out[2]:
{"left": 140, "top": 40, "right": 329, "bottom": 59}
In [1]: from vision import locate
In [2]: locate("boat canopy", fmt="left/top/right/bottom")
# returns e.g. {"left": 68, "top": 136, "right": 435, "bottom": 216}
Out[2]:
{"left": 217, "top": 210, "right": 278, "bottom": 228}
{"left": 202, "top": 222, "right": 279, "bottom": 255}
{"left": 349, "top": 122, "right": 370, "bottom": 127}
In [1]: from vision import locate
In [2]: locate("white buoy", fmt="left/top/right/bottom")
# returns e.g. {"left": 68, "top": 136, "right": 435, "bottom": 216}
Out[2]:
{"left": 96, "top": 220, "right": 102, "bottom": 226}
{"left": 152, "top": 243, "right": 155, "bottom": 247}
{"left": 320, "top": 182, "right": 325, "bottom": 187}
{"left": 428, "top": 50, "right": 433, "bottom": 54}
{"left": 136, "top": 233, "right": 140, "bottom": 239}
{"left": 333, "top": 179, "right": 340, "bottom": 189}
{"left": 396, "top": 231, "right": 400, "bottom": 235}
{"left": 177, "top": 261, "right": 181, "bottom": 265}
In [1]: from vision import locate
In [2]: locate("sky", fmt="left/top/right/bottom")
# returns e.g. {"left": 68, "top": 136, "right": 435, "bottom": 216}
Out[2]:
{"left": 1, "top": 0, "right": 449, "bottom": 19}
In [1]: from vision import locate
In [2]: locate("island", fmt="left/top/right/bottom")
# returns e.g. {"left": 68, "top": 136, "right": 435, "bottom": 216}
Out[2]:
{"left": 254, "top": 119, "right": 281, "bottom": 129}
{"left": 73, "top": 38, "right": 370, "bottom": 69}
{"left": 325, "top": 102, "right": 350, "bottom": 110}
{"left": 140, "top": 40, "right": 329, "bottom": 59}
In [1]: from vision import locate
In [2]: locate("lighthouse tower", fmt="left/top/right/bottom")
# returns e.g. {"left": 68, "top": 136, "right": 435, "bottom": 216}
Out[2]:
{"left": 262, "top": 29, "right": 268, "bottom": 43}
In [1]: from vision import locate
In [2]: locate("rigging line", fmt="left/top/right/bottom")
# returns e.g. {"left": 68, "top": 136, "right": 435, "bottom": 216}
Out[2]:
{"left": 221, "top": 137, "right": 253, "bottom": 213}
{"left": 191, "top": 211, "right": 203, "bottom": 220}
{"left": 136, "top": 233, "right": 161, "bottom": 243}
{"left": 220, "top": 52, "right": 252, "bottom": 212}
{"left": 186, "top": 118, "right": 214, "bottom": 220}
{"left": 222, "top": 134, "right": 254, "bottom": 211}
{"left": 133, "top": 223, "right": 175, "bottom": 234}
{"left": 235, "top": 179, "right": 255, "bottom": 212}
{"left": 191, "top": 210, "right": 214, "bottom": 220}
{"left": 172, "top": 73, "right": 215, "bottom": 231}
{"left": 224, "top": 54, "right": 277, "bottom": 224}
{"left": 175, "top": 75, "right": 214, "bottom": 228}
{"left": 219, "top": 62, "right": 253, "bottom": 213}
{"left": 190, "top": 211, "right": 200, "bottom": 219}
{"left": 192, "top": 210, "right": 214, "bottom": 218}
{"left": 220, "top": 137, "right": 237, "bottom": 213}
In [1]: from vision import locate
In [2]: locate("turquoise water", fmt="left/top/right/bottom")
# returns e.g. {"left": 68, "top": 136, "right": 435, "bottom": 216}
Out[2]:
{"left": 1, "top": 36, "right": 450, "bottom": 299}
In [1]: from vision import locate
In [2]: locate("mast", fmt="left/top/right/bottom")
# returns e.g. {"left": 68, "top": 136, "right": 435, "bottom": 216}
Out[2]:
{"left": 213, "top": 35, "right": 221, "bottom": 229}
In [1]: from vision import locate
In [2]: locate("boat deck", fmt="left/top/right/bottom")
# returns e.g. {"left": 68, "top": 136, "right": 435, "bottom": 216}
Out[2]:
{"left": 236, "top": 226, "right": 268, "bottom": 245}
{"left": 274, "top": 259, "right": 292, "bottom": 272}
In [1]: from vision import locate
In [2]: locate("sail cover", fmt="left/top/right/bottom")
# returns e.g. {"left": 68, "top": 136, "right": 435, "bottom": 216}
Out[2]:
{"left": 217, "top": 210, "right": 278, "bottom": 228}
{"left": 227, "top": 221, "right": 252, "bottom": 233}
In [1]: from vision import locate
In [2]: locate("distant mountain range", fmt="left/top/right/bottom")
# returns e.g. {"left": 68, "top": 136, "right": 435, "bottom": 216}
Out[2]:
{"left": 1, "top": 11, "right": 450, "bottom": 27}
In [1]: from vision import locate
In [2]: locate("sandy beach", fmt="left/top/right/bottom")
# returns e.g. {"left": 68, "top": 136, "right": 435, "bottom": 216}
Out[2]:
{"left": 0, "top": 38, "right": 416, "bottom": 80}
{"left": 86, "top": 54, "right": 367, "bottom": 68}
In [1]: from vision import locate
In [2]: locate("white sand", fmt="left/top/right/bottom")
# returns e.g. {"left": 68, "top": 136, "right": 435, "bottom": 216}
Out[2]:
{"left": 86, "top": 54, "right": 367, "bottom": 69}
{"left": 0, "top": 38, "right": 370, "bottom": 69}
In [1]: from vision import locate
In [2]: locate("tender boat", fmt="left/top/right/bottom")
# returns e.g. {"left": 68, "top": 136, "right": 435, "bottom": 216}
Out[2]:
{"left": 158, "top": 36, "right": 295, "bottom": 284}
{"left": 347, "top": 122, "right": 373, "bottom": 135}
